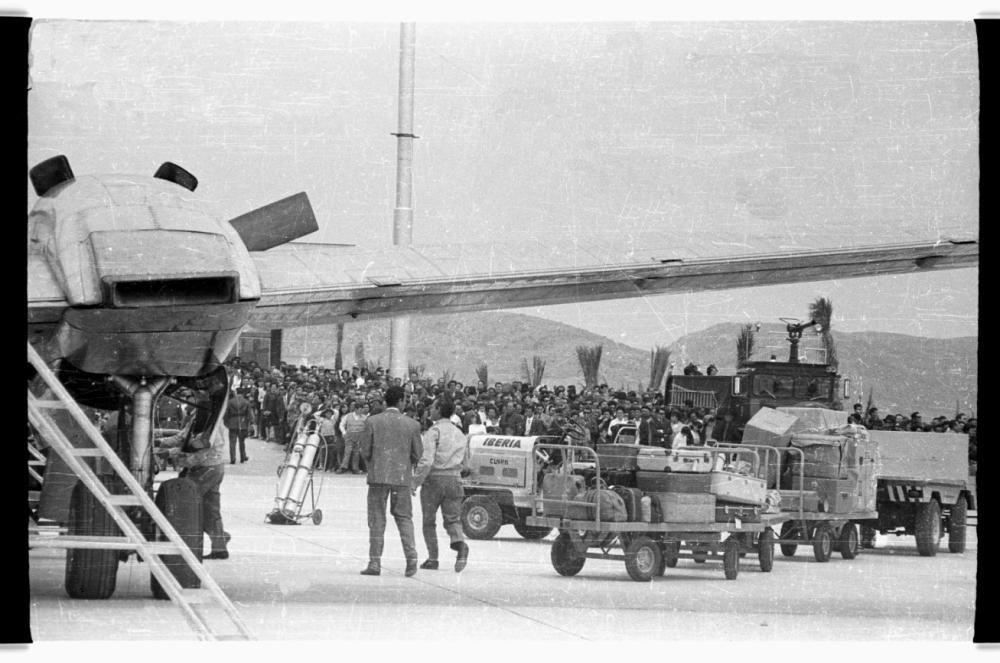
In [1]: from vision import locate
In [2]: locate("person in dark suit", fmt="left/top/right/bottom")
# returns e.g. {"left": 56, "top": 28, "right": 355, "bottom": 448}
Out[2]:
{"left": 526, "top": 404, "right": 548, "bottom": 435}
{"left": 359, "top": 385, "right": 423, "bottom": 577}
{"left": 223, "top": 389, "right": 252, "bottom": 464}
{"left": 636, "top": 406, "right": 666, "bottom": 447}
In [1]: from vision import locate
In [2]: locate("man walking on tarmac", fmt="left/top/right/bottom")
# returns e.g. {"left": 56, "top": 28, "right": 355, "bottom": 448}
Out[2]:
{"left": 412, "top": 397, "right": 471, "bottom": 573}
{"left": 359, "top": 386, "right": 423, "bottom": 577}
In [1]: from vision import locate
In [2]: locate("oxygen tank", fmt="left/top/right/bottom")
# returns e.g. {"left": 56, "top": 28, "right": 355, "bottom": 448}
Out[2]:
{"left": 273, "top": 436, "right": 306, "bottom": 512}
{"left": 280, "top": 422, "right": 322, "bottom": 516}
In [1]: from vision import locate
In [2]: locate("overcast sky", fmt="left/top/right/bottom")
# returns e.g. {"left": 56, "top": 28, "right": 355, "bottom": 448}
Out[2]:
{"left": 27, "top": 19, "right": 978, "bottom": 349}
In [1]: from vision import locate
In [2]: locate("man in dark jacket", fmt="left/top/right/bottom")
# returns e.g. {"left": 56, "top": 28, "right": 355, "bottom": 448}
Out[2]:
{"left": 262, "top": 383, "right": 287, "bottom": 443}
{"left": 359, "top": 386, "right": 423, "bottom": 577}
{"left": 224, "top": 389, "right": 252, "bottom": 464}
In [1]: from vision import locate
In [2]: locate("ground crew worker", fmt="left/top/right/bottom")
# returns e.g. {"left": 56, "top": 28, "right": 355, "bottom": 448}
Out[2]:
{"left": 412, "top": 398, "right": 470, "bottom": 572}
{"left": 158, "top": 389, "right": 230, "bottom": 560}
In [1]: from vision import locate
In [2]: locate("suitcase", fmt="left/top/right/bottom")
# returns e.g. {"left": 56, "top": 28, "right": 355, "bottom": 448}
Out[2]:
{"left": 636, "top": 447, "right": 668, "bottom": 471}
{"left": 636, "top": 471, "right": 712, "bottom": 493}
{"left": 714, "top": 503, "right": 763, "bottom": 523}
{"left": 708, "top": 470, "right": 766, "bottom": 506}
{"left": 596, "top": 444, "right": 642, "bottom": 471}
{"left": 610, "top": 485, "right": 643, "bottom": 522}
{"left": 663, "top": 448, "right": 716, "bottom": 473}
{"left": 781, "top": 490, "right": 821, "bottom": 512}
{"left": 651, "top": 492, "right": 716, "bottom": 523}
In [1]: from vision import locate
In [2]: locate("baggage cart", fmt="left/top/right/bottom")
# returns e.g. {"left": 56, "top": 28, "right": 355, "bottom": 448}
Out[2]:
{"left": 526, "top": 444, "right": 789, "bottom": 581}
{"left": 713, "top": 443, "right": 878, "bottom": 562}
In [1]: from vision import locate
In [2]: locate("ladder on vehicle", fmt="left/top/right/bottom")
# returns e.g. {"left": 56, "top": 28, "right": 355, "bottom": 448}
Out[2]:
{"left": 26, "top": 342, "right": 253, "bottom": 641}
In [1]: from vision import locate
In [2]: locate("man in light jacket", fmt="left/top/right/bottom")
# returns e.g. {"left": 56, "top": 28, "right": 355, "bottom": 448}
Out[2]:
{"left": 358, "top": 386, "right": 423, "bottom": 577}
{"left": 412, "top": 398, "right": 470, "bottom": 572}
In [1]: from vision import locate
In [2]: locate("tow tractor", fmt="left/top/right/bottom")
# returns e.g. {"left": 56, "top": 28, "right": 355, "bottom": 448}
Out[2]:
{"left": 525, "top": 443, "right": 789, "bottom": 581}
{"left": 460, "top": 433, "right": 559, "bottom": 540}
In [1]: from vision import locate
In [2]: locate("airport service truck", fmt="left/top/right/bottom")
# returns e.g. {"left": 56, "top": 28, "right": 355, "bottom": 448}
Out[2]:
{"left": 459, "top": 433, "right": 555, "bottom": 540}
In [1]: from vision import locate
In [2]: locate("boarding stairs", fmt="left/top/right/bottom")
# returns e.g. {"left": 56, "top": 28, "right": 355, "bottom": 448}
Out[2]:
{"left": 27, "top": 342, "right": 253, "bottom": 641}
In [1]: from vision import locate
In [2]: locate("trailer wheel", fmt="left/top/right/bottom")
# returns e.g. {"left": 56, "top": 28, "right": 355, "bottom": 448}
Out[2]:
{"left": 838, "top": 522, "right": 859, "bottom": 560}
{"left": 915, "top": 500, "right": 941, "bottom": 557}
{"left": 551, "top": 532, "right": 586, "bottom": 577}
{"left": 758, "top": 528, "right": 775, "bottom": 572}
{"left": 661, "top": 540, "right": 680, "bottom": 570}
{"left": 947, "top": 498, "right": 967, "bottom": 554}
{"left": 513, "top": 519, "right": 552, "bottom": 540}
{"left": 461, "top": 495, "right": 502, "bottom": 540}
{"left": 812, "top": 524, "right": 833, "bottom": 563}
{"left": 311, "top": 509, "right": 323, "bottom": 525}
{"left": 151, "top": 478, "right": 203, "bottom": 600}
{"left": 779, "top": 521, "right": 798, "bottom": 558}
{"left": 65, "top": 477, "right": 122, "bottom": 599}
{"left": 723, "top": 538, "right": 740, "bottom": 580}
{"left": 624, "top": 536, "right": 661, "bottom": 582}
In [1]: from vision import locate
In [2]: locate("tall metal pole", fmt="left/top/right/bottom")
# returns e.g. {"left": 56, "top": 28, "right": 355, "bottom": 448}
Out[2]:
{"left": 389, "top": 22, "right": 416, "bottom": 380}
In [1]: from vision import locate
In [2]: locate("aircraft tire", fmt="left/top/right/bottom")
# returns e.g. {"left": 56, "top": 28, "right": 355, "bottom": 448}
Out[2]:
{"left": 65, "top": 476, "right": 122, "bottom": 599}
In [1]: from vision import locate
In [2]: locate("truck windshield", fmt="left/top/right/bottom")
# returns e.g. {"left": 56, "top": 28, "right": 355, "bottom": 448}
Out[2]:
{"left": 794, "top": 377, "right": 832, "bottom": 401}
{"left": 752, "top": 375, "right": 794, "bottom": 399}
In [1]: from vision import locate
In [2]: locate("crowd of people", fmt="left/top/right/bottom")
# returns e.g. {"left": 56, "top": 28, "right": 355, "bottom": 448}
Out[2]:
{"left": 215, "top": 358, "right": 743, "bottom": 471}
{"left": 213, "top": 357, "right": 977, "bottom": 471}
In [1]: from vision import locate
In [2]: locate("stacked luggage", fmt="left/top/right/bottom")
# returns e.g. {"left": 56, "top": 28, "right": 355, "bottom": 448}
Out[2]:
{"left": 594, "top": 444, "right": 768, "bottom": 524}
{"left": 742, "top": 407, "right": 879, "bottom": 514}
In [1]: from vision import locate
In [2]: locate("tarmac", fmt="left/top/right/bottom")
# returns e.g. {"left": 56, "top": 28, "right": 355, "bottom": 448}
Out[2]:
{"left": 26, "top": 435, "right": 979, "bottom": 648}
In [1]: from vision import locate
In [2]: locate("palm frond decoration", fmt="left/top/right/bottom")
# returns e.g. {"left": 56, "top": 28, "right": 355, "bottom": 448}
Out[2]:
{"left": 475, "top": 362, "right": 489, "bottom": 387}
{"left": 440, "top": 368, "right": 455, "bottom": 386}
{"left": 648, "top": 346, "right": 672, "bottom": 391}
{"left": 521, "top": 356, "right": 547, "bottom": 388}
{"left": 809, "top": 296, "right": 838, "bottom": 370}
{"left": 736, "top": 324, "right": 756, "bottom": 368}
{"left": 354, "top": 341, "right": 365, "bottom": 369}
{"left": 408, "top": 363, "right": 425, "bottom": 379}
{"left": 364, "top": 359, "right": 381, "bottom": 376}
{"left": 576, "top": 345, "right": 603, "bottom": 389}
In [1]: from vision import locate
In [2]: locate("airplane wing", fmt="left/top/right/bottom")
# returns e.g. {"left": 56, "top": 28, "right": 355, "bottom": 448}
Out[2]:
{"left": 248, "top": 230, "right": 978, "bottom": 330}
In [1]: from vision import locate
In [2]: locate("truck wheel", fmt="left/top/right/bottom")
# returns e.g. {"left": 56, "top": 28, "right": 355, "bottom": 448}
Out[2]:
{"left": 661, "top": 540, "right": 680, "bottom": 570}
{"left": 723, "top": 538, "right": 740, "bottom": 580}
{"left": 151, "top": 478, "right": 203, "bottom": 600}
{"left": 838, "top": 522, "right": 859, "bottom": 560}
{"left": 551, "top": 532, "right": 586, "bottom": 576}
{"left": 812, "top": 524, "right": 833, "bottom": 563}
{"left": 624, "top": 536, "right": 661, "bottom": 582}
{"left": 779, "top": 521, "right": 798, "bottom": 557}
{"left": 915, "top": 500, "right": 941, "bottom": 557}
{"left": 461, "top": 496, "right": 502, "bottom": 540}
{"left": 513, "top": 519, "right": 552, "bottom": 540}
{"left": 758, "top": 528, "right": 775, "bottom": 572}
{"left": 860, "top": 525, "right": 877, "bottom": 549}
{"left": 65, "top": 477, "right": 122, "bottom": 599}
{"left": 947, "top": 498, "right": 967, "bottom": 553}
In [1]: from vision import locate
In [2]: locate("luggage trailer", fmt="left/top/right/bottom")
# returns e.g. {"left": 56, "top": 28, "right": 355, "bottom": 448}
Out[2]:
{"left": 713, "top": 443, "right": 878, "bottom": 563}
{"left": 525, "top": 444, "right": 790, "bottom": 581}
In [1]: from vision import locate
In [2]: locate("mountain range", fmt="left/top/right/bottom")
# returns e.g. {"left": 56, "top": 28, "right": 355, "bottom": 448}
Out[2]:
{"left": 278, "top": 312, "right": 977, "bottom": 419}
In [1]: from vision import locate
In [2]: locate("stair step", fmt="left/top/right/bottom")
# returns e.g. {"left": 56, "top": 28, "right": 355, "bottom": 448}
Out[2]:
{"left": 34, "top": 400, "right": 68, "bottom": 409}
{"left": 28, "top": 534, "right": 137, "bottom": 550}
